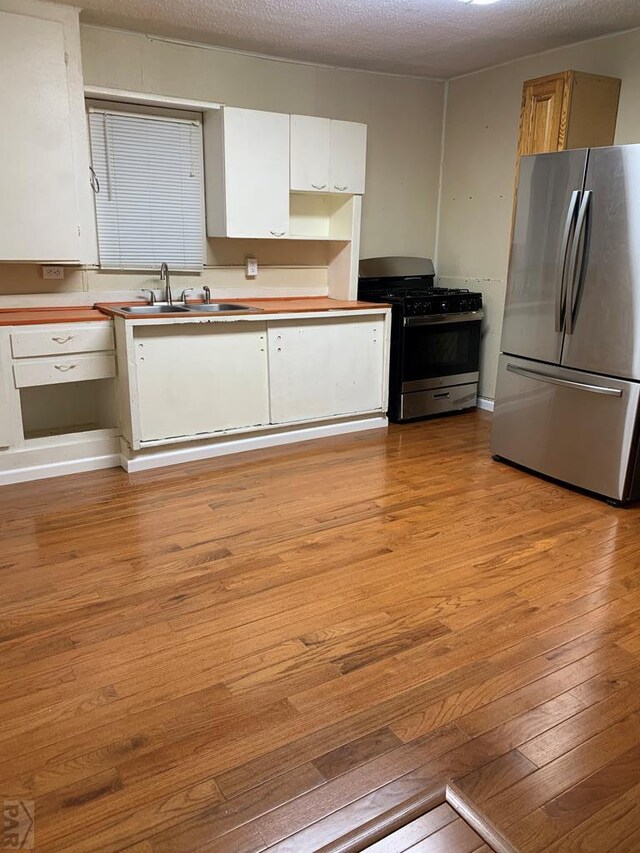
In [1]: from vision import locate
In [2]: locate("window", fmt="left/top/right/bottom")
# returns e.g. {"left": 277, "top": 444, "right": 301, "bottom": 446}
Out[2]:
{"left": 88, "top": 109, "right": 204, "bottom": 270}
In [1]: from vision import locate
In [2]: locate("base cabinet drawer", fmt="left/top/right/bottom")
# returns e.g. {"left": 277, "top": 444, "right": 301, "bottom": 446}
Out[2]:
{"left": 492, "top": 354, "right": 640, "bottom": 501}
{"left": 13, "top": 354, "right": 116, "bottom": 388}
{"left": 10, "top": 325, "right": 114, "bottom": 358}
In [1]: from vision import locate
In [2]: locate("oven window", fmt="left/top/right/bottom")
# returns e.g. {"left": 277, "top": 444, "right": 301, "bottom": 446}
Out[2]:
{"left": 403, "top": 321, "right": 481, "bottom": 381}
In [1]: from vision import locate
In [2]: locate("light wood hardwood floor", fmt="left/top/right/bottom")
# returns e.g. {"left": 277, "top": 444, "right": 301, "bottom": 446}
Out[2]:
{"left": 2, "top": 410, "right": 640, "bottom": 851}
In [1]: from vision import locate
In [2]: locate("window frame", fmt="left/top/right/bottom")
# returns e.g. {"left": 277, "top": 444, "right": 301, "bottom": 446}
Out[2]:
{"left": 86, "top": 100, "right": 206, "bottom": 272}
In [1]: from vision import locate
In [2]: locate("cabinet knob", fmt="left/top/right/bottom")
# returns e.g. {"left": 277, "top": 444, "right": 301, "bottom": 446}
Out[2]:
{"left": 51, "top": 336, "right": 73, "bottom": 344}
{"left": 270, "top": 230, "right": 286, "bottom": 237}
{"left": 311, "top": 183, "right": 327, "bottom": 190}
{"left": 334, "top": 184, "right": 348, "bottom": 192}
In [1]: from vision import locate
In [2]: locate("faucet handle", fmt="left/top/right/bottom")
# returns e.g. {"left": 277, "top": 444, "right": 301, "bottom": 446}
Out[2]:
{"left": 180, "top": 288, "right": 195, "bottom": 304}
{"left": 141, "top": 289, "right": 156, "bottom": 305}
{"left": 202, "top": 285, "right": 211, "bottom": 304}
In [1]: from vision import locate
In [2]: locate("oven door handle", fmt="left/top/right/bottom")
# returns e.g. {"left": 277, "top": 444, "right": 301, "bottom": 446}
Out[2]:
{"left": 403, "top": 311, "right": 484, "bottom": 327}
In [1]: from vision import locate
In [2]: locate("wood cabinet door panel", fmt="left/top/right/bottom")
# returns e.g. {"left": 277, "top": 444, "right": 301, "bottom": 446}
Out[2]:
{"left": 519, "top": 75, "right": 567, "bottom": 156}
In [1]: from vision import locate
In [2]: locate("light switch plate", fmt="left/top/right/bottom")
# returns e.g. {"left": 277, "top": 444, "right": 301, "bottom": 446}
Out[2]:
{"left": 245, "top": 257, "right": 258, "bottom": 277}
{"left": 42, "top": 266, "right": 65, "bottom": 280}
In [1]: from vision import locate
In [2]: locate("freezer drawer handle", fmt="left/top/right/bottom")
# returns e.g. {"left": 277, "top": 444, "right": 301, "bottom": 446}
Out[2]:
{"left": 506, "top": 364, "right": 622, "bottom": 397}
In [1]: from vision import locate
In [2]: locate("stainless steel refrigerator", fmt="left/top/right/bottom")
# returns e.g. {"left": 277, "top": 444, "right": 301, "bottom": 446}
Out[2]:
{"left": 491, "top": 144, "right": 640, "bottom": 504}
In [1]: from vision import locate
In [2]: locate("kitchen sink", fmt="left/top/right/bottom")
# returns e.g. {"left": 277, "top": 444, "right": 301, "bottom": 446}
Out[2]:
{"left": 119, "top": 304, "right": 191, "bottom": 314}
{"left": 185, "top": 303, "right": 262, "bottom": 313}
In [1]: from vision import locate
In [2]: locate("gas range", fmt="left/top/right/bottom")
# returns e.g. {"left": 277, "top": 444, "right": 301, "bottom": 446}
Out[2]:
{"left": 358, "top": 257, "right": 484, "bottom": 422}
{"left": 369, "top": 286, "right": 484, "bottom": 318}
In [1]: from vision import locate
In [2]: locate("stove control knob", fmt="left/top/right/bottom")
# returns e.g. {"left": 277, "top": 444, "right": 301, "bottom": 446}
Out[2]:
{"left": 440, "top": 300, "right": 448, "bottom": 312}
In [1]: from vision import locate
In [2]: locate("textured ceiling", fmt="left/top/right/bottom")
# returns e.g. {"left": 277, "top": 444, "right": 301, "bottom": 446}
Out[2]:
{"left": 69, "top": 0, "right": 640, "bottom": 78}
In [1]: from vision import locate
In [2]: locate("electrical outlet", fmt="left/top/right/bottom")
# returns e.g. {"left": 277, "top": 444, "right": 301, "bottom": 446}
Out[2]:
{"left": 245, "top": 257, "right": 258, "bottom": 278}
{"left": 42, "top": 266, "right": 65, "bottom": 280}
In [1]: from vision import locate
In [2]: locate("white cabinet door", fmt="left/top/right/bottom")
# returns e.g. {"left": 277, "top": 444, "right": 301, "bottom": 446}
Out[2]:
{"left": 135, "top": 322, "right": 270, "bottom": 443}
{"left": 291, "top": 116, "right": 367, "bottom": 195}
{"left": 290, "top": 115, "right": 331, "bottom": 192}
{"left": 268, "top": 316, "right": 384, "bottom": 424}
{"left": 0, "top": 338, "right": 12, "bottom": 448}
{"left": 0, "top": 329, "right": 20, "bottom": 449}
{"left": 0, "top": 10, "right": 81, "bottom": 261}
{"left": 205, "top": 107, "right": 289, "bottom": 238}
{"left": 330, "top": 120, "right": 367, "bottom": 195}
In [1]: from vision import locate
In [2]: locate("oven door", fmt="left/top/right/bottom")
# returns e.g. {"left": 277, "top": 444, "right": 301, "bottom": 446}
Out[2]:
{"left": 401, "top": 313, "right": 482, "bottom": 392}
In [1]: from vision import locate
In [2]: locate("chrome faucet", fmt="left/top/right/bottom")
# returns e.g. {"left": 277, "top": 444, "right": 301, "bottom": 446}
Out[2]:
{"left": 159, "top": 262, "right": 172, "bottom": 305}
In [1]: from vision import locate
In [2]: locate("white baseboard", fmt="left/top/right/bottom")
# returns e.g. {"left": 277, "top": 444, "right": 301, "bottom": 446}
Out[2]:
{"left": 0, "top": 453, "right": 121, "bottom": 486}
{"left": 123, "top": 416, "right": 388, "bottom": 473}
{"left": 477, "top": 397, "right": 495, "bottom": 413}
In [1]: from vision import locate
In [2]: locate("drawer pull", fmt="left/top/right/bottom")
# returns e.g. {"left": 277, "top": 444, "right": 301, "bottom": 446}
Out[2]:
{"left": 52, "top": 336, "right": 74, "bottom": 344}
{"left": 54, "top": 363, "right": 77, "bottom": 372}
{"left": 270, "top": 230, "right": 286, "bottom": 237}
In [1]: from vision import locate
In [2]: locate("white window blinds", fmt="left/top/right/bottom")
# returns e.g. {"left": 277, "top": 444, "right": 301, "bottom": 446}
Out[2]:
{"left": 88, "top": 110, "right": 204, "bottom": 270}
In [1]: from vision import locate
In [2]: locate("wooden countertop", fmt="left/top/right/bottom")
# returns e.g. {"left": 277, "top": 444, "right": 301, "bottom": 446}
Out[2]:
{"left": 0, "top": 298, "right": 390, "bottom": 327}
{"left": 0, "top": 307, "right": 109, "bottom": 326}
{"left": 97, "top": 296, "right": 390, "bottom": 320}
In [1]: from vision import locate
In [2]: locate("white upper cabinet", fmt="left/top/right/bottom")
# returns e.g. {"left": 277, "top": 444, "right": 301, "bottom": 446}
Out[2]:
{"left": 290, "top": 115, "right": 331, "bottom": 192}
{"left": 329, "top": 120, "right": 367, "bottom": 195}
{"left": 0, "top": 0, "right": 96, "bottom": 263}
{"left": 290, "top": 116, "right": 367, "bottom": 194}
{"left": 205, "top": 107, "right": 290, "bottom": 238}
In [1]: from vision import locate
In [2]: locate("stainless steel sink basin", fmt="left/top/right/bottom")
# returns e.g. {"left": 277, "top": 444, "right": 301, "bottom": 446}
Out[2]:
{"left": 119, "top": 304, "right": 191, "bottom": 314}
{"left": 185, "top": 303, "right": 262, "bottom": 313}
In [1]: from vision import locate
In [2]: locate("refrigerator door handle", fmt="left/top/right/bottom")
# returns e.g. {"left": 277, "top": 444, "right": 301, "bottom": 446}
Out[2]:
{"left": 565, "top": 190, "right": 593, "bottom": 335}
{"left": 506, "top": 363, "right": 622, "bottom": 397}
{"left": 556, "top": 190, "right": 581, "bottom": 333}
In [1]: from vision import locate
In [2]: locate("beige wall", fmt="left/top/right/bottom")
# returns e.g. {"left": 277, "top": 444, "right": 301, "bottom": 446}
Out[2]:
{"left": 437, "top": 28, "right": 640, "bottom": 399}
{"left": 0, "top": 24, "right": 445, "bottom": 300}
{"left": 80, "top": 26, "right": 445, "bottom": 262}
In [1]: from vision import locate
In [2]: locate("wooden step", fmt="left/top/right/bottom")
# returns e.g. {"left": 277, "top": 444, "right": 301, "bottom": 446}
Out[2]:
{"left": 263, "top": 783, "right": 518, "bottom": 852}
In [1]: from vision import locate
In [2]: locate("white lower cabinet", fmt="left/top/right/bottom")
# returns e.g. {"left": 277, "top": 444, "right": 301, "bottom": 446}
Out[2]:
{"left": 0, "top": 321, "right": 120, "bottom": 484}
{"left": 0, "top": 334, "right": 13, "bottom": 448}
{"left": 268, "top": 316, "right": 384, "bottom": 423}
{"left": 119, "top": 311, "right": 390, "bottom": 453}
{"left": 134, "top": 322, "right": 270, "bottom": 443}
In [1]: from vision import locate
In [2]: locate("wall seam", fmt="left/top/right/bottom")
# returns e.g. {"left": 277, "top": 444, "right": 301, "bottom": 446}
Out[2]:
{"left": 433, "top": 79, "right": 449, "bottom": 279}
